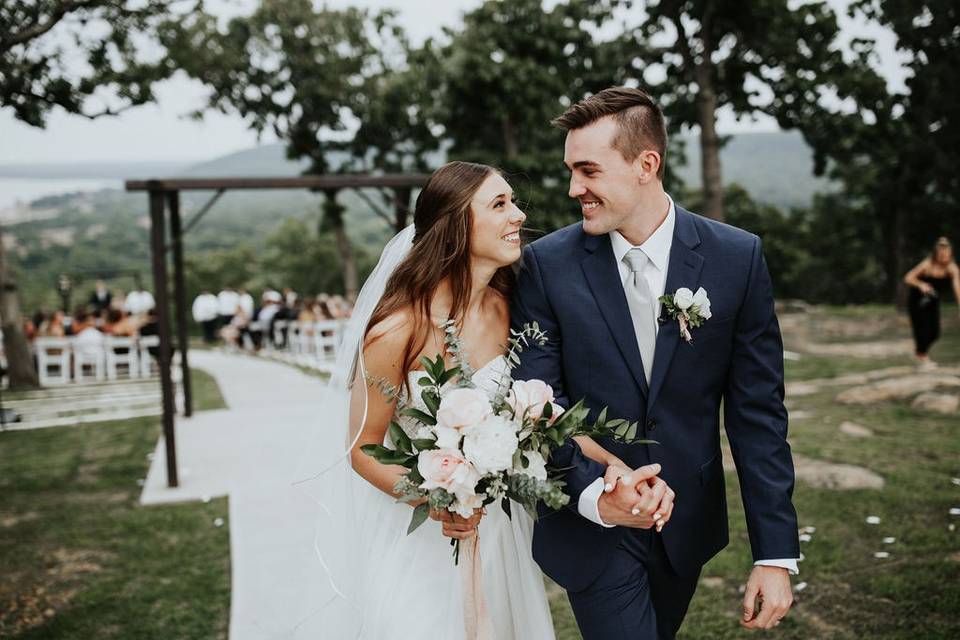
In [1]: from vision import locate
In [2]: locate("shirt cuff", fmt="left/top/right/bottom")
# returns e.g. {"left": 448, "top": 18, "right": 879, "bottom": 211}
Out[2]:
{"left": 754, "top": 559, "right": 799, "bottom": 575}
{"left": 577, "top": 477, "right": 615, "bottom": 528}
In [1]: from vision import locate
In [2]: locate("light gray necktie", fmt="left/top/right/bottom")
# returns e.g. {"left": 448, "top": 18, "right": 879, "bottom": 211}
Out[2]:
{"left": 622, "top": 248, "right": 656, "bottom": 384}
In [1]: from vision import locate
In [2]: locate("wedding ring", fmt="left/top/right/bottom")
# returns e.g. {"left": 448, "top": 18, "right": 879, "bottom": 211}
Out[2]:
{"left": 631, "top": 507, "right": 641, "bottom": 516}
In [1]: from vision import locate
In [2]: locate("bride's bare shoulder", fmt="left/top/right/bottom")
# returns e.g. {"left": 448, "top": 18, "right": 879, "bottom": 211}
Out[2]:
{"left": 364, "top": 307, "right": 415, "bottom": 349}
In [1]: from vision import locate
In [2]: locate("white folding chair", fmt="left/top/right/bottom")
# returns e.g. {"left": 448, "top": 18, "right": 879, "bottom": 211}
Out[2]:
{"left": 105, "top": 336, "right": 139, "bottom": 380}
{"left": 74, "top": 332, "right": 106, "bottom": 382}
{"left": 271, "top": 319, "right": 287, "bottom": 351}
{"left": 36, "top": 337, "right": 73, "bottom": 385}
{"left": 312, "top": 320, "right": 341, "bottom": 363}
{"left": 138, "top": 335, "right": 160, "bottom": 377}
{"left": 287, "top": 321, "right": 304, "bottom": 355}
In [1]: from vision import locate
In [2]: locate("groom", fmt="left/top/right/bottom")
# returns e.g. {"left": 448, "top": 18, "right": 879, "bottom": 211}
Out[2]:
{"left": 511, "top": 87, "right": 800, "bottom": 639}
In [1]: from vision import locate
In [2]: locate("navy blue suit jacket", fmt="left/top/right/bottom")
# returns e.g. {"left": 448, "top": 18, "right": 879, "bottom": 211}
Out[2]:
{"left": 511, "top": 206, "right": 800, "bottom": 592}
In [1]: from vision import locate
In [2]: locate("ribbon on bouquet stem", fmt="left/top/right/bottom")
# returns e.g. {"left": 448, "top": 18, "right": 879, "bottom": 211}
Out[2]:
{"left": 460, "top": 530, "right": 495, "bottom": 640}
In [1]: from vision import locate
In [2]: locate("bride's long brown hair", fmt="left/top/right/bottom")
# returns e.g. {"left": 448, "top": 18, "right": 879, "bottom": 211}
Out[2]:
{"left": 365, "top": 161, "right": 515, "bottom": 378}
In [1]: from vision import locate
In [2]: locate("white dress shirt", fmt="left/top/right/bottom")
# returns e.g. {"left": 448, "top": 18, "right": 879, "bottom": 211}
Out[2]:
{"left": 217, "top": 290, "right": 240, "bottom": 316}
{"left": 123, "top": 289, "right": 156, "bottom": 315}
{"left": 574, "top": 194, "right": 798, "bottom": 575}
{"left": 238, "top": 292, "right": 255, "bottom": 318}
{"left": 192, "top": 293, "right": 219, "bottom": 322}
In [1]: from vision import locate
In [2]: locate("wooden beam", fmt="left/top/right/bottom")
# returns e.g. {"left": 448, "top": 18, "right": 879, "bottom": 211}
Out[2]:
{"left": 149, "top": 189, "right": 178, "bottom": 488}
{"left": 126, "top": 174, "right": 431, "bottom": 192}
{"left": 168, "top": 191, "right": 193, "bottom": 417}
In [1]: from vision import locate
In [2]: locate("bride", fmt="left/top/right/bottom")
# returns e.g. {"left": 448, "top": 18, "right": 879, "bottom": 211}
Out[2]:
{"left": 301, "top": 161, "right": 627, "bottom": 639}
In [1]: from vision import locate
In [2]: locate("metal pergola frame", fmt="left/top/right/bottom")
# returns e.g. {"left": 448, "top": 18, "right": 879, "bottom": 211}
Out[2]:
{"left": 125, "top": 174, "right": 430, "bottom": 488}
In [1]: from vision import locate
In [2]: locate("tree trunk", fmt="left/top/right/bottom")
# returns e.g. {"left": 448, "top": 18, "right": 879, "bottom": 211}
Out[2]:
{"left": 890, "top": 205, "right": 908, "bottom": 308}
{"left": 694, "top": 64, "right": 724, "bottom": 221}
{"left": 0, "top": 228, "right": 39, "bottom": 389}
{"left": 324, "top": 190, "right": 358, "bottom": 301}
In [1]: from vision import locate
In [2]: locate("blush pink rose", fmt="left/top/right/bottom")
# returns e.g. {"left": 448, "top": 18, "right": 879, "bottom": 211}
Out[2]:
{"left": 507, "top": 379, "right": 564, "bottom": 422}
{"left": 436, "top": 387, "right": 492, "bottom": 430}
{"left": 418, "top": 449, "right": 480, "bottom": 496}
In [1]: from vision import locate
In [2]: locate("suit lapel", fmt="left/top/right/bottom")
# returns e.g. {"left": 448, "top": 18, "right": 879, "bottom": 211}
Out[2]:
{"left": 647, "top": 208, "right": 704, "bottom": 411}
{"left": 581, "top": 233, "right": 649, "bottom": 398}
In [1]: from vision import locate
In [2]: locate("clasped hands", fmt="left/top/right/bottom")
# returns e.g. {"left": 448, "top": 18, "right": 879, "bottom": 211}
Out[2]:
{"left": 597, "top": 461, "right": 675, "bottom": 530}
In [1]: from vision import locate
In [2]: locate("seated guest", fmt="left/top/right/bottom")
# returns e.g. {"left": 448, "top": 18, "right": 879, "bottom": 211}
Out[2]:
{"left": 192, "top": 290, "right": 220, "bottom": 343}
{"left": 73, "top": 315, "right": 106, "bottom": 358}
{"left": 217, "top": 287, "right": 240, "bottom": 330}
{"left": 38, "top": 310, "right": 67, "bottom": 338}
{"left": 69, "top": 308, "right": 97, "bottom": 335}
{"left": 103, "top": 309, "right": 138, "bottom": 337}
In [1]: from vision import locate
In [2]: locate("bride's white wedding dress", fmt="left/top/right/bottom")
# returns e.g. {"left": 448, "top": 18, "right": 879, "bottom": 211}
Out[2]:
{"left": 347, "top": 355, "right": 556, "bottom": 639}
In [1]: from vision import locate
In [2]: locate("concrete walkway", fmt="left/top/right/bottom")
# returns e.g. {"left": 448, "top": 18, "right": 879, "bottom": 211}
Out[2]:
{"left": 140, "top": 350, "right": 333, "bottom": 639}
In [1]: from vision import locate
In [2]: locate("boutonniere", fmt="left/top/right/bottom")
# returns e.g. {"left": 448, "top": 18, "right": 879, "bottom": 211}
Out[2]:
{"left": 659, "top": 287, "right": 712, "bottom": 344}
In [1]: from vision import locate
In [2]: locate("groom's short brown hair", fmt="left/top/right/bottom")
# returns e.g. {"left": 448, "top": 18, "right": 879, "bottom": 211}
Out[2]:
{"left": 552, "top": 86, "right": 668, "bottom": 180}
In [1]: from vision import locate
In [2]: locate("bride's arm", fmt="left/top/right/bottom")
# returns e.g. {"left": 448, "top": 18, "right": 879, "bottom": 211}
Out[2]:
{"left": 573, "top": 435, "right": 626, "bottom": 469}
{"left": 348, "top": 314, "right": 415, "bottom": 501}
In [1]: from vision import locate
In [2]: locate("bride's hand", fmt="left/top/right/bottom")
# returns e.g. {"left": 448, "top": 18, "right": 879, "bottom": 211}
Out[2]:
{"left": 601, "top": 458, "right": 632, "bottom": 493}
{"left": 430, "top": 508, "right": 484, "bottom": 540}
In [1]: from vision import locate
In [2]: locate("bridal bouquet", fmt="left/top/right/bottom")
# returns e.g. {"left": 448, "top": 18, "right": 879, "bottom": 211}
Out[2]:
{"left": 362, "top": 321, "right": 650, "bottom": 562}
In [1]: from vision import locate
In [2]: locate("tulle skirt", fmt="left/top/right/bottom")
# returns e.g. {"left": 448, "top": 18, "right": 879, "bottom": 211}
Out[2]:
{"left": 344, "top": 474, "right": 556, "bottom": 639}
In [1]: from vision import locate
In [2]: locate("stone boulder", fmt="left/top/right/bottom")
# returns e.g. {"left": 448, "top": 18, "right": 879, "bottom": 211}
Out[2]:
{"left": 911, "top": 392, "right": 959, "bottom": 414}
{"left": 836, "top": 374, "right": 960, "bottom": 405}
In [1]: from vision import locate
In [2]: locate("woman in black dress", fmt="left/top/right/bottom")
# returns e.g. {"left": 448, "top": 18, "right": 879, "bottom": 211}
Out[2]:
{"left": 904, "top": 237, "right": 960, "bottom": 365}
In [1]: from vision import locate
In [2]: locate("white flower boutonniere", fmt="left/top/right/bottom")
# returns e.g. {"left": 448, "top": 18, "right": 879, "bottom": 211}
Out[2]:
{"left": 659, "top": 287, "right": 712, "bottom": 344}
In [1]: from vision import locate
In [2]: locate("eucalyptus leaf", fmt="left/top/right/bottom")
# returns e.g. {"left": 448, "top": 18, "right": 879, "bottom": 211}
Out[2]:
{"left": 422, "top": 391, "right": 440, "bottom": 415}
{"left": 388, "top": 422, "right": 412, "bottom": 455}
{"left": 407, "top": 503, "right": 430, "bottom": 535}
{"left": 437, "top": 366, "right": 461, "bottom": 386}
{"left": 411, "top": 438, "right": 437, "bottom": 451}
{"left": 399, "top": 407, "right": 437, "bottom": 425}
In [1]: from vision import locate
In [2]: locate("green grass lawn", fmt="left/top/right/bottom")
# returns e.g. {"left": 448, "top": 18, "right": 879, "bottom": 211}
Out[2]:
{"left": 0, "top": 369, "right": 230, "bottom": 639}
{"left": 3, "top": 311, "right": 959, "bottom": 639}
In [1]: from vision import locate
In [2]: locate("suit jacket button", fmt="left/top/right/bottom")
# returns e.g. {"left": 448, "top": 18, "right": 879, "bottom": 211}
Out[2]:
{"left": 647, "top": 418, "right": 657, "bottom": 431}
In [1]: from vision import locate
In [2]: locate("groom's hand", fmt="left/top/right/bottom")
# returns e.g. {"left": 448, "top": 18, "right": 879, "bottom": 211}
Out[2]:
{"left": 740, "top": 566, "right": 793, "bottom": 630}
{"left": 598, "top": 463, "right": 672, "bottom": 528}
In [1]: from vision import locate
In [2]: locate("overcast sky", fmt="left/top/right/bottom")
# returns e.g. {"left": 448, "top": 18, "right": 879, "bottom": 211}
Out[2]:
{"left": 0, "top": 0, "right": 907, "bottom": 165}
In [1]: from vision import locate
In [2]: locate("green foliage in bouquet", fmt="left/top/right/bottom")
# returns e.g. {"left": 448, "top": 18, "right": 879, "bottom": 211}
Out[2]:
{"left": 361, "top": 322, "right": 656, "bottom": 555}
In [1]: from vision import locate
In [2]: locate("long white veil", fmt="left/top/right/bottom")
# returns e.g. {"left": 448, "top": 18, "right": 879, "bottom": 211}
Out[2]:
{"left": 290, "top": 224, "right": 416, "bottom": 637}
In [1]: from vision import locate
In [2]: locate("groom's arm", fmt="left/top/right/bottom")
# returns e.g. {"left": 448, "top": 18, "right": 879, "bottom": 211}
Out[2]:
{"left": 511, "top": 244, "right": 606, "bottom": 509}
{"left": 724, "top": 237, "right": 801, "bottom": 567}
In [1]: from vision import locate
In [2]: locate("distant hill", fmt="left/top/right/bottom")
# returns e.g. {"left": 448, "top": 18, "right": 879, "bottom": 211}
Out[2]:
{"left": 4, "top": 131, "right": 832, "bottom": 209}
{"left": 6, "top": 131, "right": 835, "bottom": 311}
{"left": 177, "top": 145, "right": 311, "bottom": 177}
{"left": 177, "top": 132, "right": 833, "bottom": 210}
{"left": 675, "top": 130, "right": 833, "bottom": 209}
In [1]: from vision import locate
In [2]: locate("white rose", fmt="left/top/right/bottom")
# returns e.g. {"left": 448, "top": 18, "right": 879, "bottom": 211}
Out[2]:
{"left": 433, "top": 425, "right": 462, "bottom": 449}
{"left": 437, "top": 387, "right": 492, "bottom": 430}
{"left": 461, "top": 415, "right": 520, "bottom": 475}
{"left": 452, "top": 492, "right": 484, "bottom": 519}
{"left": 516, "top": 450, "right": 548, "bottom": 482}
{"left": 692, "top": 287, "right": 712, "bottom": 319}
{"left": 674, "top": 287, "right": 694, "bottom": 310}
{"left": 507, "top": 379, "right": 557, "bottom": 422}
{"left": 447, "top": 460, "right": 481, "bottom": 503}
